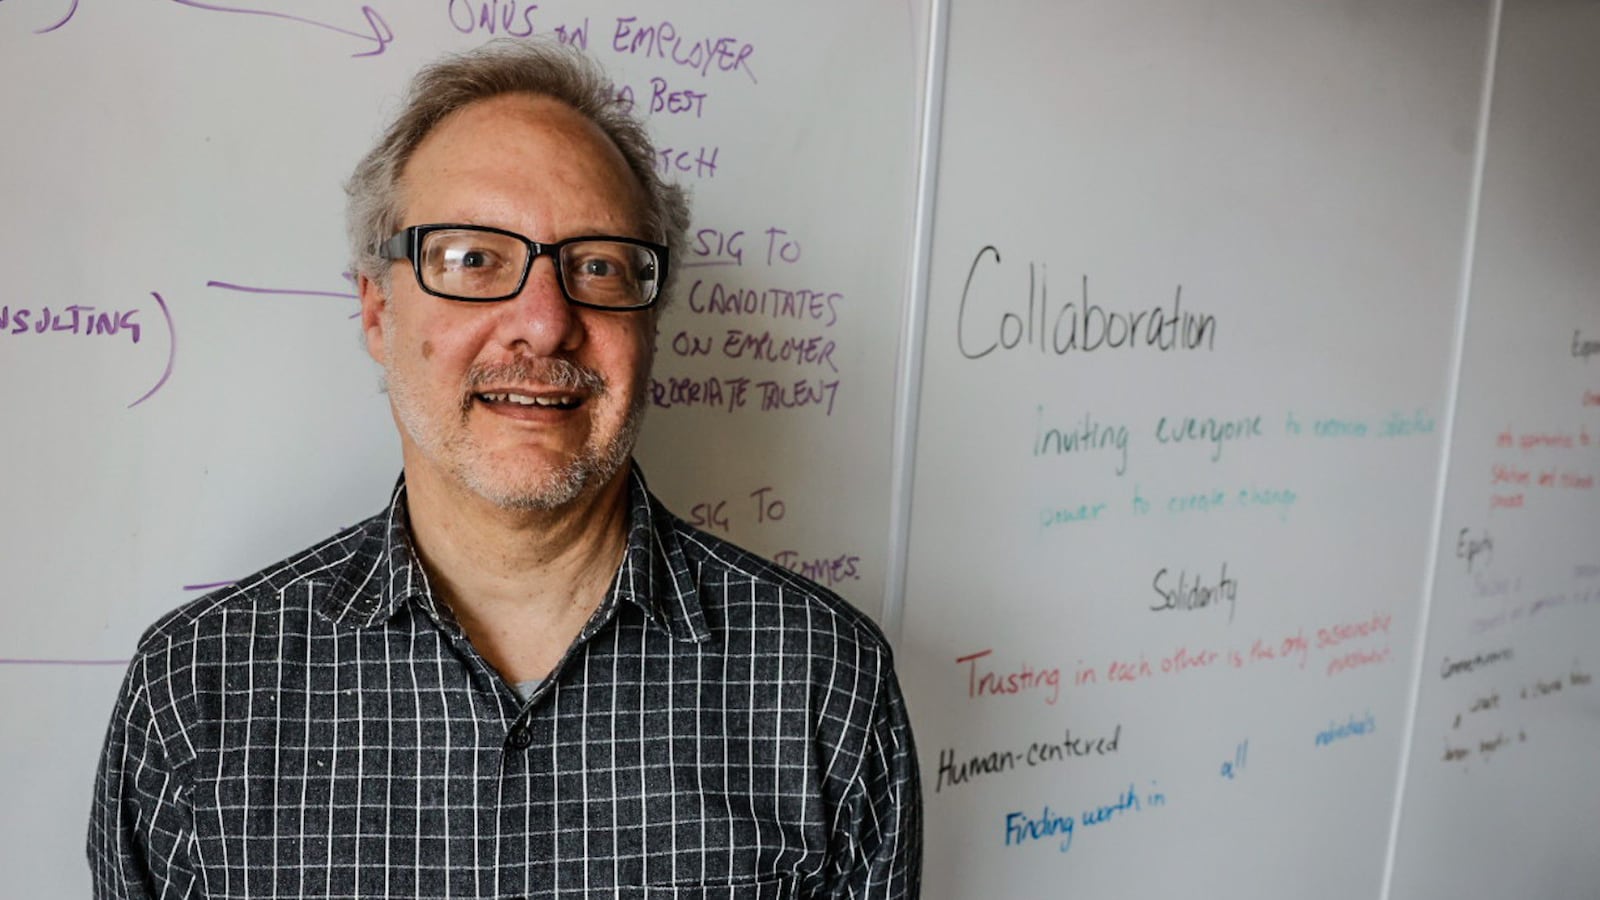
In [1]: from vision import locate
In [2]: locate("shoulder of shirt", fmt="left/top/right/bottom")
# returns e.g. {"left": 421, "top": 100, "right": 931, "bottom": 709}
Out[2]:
{"left": 130, "top": 511, "right": 383, "bottom": 658}
{"left": 655, "top": 502, "right": 895, "bottom": 663}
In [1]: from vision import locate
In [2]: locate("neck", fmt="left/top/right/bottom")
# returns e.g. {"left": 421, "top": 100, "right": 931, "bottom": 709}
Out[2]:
{"left": 401, "top": 461, "right": 634, "bottom": 681}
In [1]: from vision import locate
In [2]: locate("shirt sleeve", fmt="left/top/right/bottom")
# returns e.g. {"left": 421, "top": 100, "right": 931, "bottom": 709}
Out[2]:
{"left": 824, "top": 643, "right": 924, "bottom": 899}
{"left": 88, "top": 651, "right": 202, "bottom": 900}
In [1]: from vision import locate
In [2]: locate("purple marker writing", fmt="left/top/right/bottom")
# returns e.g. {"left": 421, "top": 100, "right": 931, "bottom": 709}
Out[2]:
{"left": 33, "top": 0, "right": 394, "bottom": 56}
{"left": 34, "top": 0, "right": 81, "bottom": 34}
{"left": 0, "top": 305, "right": 141, "bottom": 342}
{"left": 128, "top": 292, "right": 176, "bottom": 408}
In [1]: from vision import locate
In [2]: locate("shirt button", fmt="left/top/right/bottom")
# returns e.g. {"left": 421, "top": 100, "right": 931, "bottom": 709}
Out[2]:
{"left": 506, "top": 725, "right": 533, "bottom": 750}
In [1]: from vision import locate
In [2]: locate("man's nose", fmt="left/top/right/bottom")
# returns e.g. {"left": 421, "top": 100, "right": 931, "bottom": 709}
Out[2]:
{"left": 500, "top": 255, "right": 582, "bottom": 357}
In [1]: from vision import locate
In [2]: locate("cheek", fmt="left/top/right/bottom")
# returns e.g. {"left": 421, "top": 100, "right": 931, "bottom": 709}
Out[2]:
{"left": 615, "top": 338, "right": 653, "bottom": 389}
{"left": 626, "top": 319, "right": 657, "bottom": 364}
{"left": 586, "top": 319, "right": 653, "bottom": 375}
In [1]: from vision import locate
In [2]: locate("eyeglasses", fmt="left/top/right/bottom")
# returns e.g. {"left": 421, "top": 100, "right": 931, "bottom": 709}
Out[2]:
{"left": 379, "top": 224, "right": 668, "bottom": 310}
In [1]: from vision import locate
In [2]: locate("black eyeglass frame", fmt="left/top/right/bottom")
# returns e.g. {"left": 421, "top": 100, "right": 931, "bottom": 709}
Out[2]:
{"left": 378, "top": 223, "right": 669, "bottom": 310}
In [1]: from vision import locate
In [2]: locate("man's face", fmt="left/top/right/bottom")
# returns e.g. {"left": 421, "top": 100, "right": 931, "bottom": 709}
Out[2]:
{"left": 360, "top": 93, "right": 656, "bottom": 511}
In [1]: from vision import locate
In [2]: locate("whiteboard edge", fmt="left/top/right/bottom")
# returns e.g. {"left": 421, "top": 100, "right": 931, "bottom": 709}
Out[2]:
{"left": 1378, "top": 1, "right": 1503, "bottom": 895}
{"left": 882, "top": 0, "right": 952, "bottom": 646}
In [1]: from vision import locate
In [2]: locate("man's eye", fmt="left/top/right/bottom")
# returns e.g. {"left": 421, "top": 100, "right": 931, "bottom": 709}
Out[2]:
{"left": 581, "top": 257, "right": 618, "bottom": 277}
{"left": 450, "top": 248, "right": 499, "bottom": 269}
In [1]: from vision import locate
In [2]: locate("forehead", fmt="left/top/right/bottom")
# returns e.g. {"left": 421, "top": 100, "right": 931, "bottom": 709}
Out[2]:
{"left": 399, "top": 93, "right": 647, "bottom": 234}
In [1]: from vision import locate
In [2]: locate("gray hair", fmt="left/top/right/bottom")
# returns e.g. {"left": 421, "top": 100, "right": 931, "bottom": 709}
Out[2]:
{"left": 345, "top": 39, "right": 692, "bottom": 307}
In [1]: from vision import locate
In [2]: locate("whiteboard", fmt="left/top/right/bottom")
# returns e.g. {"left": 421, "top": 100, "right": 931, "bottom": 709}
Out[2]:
{"left": 897, "top": 0, "right": 1491, "bottom": 896}
{"left": 6, "top": 0, "right": 1600, "bottom": 896}
{"left": 0, "top": 2, "right": 926, "bottom": 895}
{"left": 1388, "top": 3, "right": 1600, "bottom": 896}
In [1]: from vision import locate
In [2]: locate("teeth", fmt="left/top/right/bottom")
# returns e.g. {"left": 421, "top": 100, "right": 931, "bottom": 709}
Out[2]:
{"left": 478, "top": 392, "right": 577, "bottom": 408}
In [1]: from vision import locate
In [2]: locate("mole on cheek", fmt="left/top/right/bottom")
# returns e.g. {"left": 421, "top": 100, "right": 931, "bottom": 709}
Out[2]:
{"left": 421, "top": 340, "right": 434, "bottom": 360}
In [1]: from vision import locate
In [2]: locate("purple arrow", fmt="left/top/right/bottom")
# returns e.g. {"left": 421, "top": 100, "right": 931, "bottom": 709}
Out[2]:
{"left": 207, "top": 280, "right": 357, "bottom": 300}
{"left": 32, "top": 1, "right": 394, "bottom": 57}
{"left": 207, "top": 279, "right": 362, "bottom": 318}
{"left": 169, "top": 1, "right": 394, "bottom": 57}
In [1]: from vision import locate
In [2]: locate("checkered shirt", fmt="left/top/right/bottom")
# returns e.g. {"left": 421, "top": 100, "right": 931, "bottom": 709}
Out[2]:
{"left": 89, "top": 467, "right": 921, "bottom": 899}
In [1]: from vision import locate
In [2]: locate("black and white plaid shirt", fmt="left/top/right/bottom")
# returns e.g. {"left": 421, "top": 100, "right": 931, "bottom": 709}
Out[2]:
{"left": 89, "top": 466, "right": 921, "bottom": 899}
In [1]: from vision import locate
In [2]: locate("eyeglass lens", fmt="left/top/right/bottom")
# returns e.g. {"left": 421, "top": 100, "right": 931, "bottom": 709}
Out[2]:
{"left": 418, "top": 229, "right": 658, "bottom": 306}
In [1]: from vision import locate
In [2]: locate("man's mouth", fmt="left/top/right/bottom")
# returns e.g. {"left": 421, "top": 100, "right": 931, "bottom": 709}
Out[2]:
{"left": 474, "top": 390, "right": 584, "bottom": 411}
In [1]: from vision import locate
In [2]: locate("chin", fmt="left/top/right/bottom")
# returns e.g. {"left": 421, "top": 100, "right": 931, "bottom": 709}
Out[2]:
{"left": 468, "top": 472, "right": 587, "bottom": 511}
{"left": 458, "top": 446, "right": 629, "bottom": 512}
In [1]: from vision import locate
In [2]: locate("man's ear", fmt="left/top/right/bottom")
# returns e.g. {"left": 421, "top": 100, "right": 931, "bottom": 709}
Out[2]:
{"left": 358, "top": 273, "right": 389, "bottom": 365}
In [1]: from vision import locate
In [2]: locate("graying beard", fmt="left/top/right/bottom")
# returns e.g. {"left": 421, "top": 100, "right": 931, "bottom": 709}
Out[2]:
{"left": 468, "top": 391, "right": 645, "bottom": 512}
{"left": 457, "top": 357, "right": 644, "bottom": 512}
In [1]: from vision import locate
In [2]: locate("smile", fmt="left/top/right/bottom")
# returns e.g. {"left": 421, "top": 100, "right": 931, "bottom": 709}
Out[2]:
{"left": 475, "top": 391, "right": 584, "bottom": 410}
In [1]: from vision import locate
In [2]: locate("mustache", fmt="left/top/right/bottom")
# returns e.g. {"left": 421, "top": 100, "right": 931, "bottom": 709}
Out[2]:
{"left": 463, "top": 357, "right": 607, "bottom": 401}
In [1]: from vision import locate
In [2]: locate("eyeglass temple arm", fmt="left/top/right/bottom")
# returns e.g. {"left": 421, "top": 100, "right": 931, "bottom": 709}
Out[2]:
{"left": 378, "top": 231, "right": 412, "bottom": 260}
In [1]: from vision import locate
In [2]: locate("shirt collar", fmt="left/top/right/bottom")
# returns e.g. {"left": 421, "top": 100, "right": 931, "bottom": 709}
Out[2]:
{"left": 612, "top": 464, "right": 711, "bottom": 644}
{"left": 320, "top": 465, "right": 711, "bottom": 644}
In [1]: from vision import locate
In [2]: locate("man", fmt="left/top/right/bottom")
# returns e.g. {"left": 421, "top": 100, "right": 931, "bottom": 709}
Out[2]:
{"left": 90, "top": 40, "right": 921, "bottom": 899}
